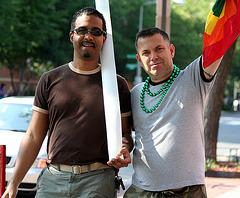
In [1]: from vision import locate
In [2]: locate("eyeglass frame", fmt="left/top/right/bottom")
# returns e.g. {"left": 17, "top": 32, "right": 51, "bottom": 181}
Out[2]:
{"left": 71, "top": 27, "right": 107, "bottom": 37}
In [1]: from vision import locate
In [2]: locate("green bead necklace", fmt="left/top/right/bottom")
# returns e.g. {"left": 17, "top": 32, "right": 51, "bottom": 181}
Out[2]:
{"left": 140, "top": 65, "right": 180, "bottom": 113}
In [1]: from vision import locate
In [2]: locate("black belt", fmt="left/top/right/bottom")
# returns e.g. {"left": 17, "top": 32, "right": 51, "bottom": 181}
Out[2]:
{"left": 161, "top": 186, "right": 189, "bottom": 197}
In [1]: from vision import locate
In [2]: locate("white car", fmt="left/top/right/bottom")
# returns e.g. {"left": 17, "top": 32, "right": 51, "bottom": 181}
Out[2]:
{"left": 0, "top": 96, "right": 47, "bottom": 194}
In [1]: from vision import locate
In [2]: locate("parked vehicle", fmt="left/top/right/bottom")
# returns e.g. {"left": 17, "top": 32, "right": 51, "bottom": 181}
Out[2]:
{"left": 0, "top": 96, "right": 47, "bottom": 195}
{"left": 233, "top": 99, "right": 240, "bottom": 111}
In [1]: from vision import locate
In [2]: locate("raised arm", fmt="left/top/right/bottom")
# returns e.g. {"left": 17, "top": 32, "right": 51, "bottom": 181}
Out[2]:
{"left": 202, "top": 56, "right": 223, "bottom": 80}
{"left": 202, "top": 0, "right": 240, "bottom": 79}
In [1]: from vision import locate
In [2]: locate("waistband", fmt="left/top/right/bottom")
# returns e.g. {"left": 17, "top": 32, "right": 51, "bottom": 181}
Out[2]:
{"left": 161, "top": 185, "right": 204, "bottom": 197}
{"left": 50, "top": 162, "right": 111, "bottom": 174}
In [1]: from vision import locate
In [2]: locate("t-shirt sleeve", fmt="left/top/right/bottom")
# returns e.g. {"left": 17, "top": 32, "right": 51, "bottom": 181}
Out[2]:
{"left": 33, "top": 73, "right": 49, "bottom": 114}
{"left": 117, "top": 75, "right": 132, "bottom": 117}
{"left": 185, "top": 56, "right": 215, "bottom": 98}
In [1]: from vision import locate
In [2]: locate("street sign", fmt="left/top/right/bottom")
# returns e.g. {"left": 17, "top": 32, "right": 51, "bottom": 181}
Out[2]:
{"left": 126, "top": 54, "right": 136, "bottom": 59}
{"left": 126, "top": 63, "right": 137, "bottom": 70}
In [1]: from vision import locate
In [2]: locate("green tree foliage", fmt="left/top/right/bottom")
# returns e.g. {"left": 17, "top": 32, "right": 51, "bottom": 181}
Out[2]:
{"left": 0, "top": 0, "right": 239, "bottom": 95}
{"left": 226, "top": 38, "right": 240, "bottom": 100}
{"left": 0, "top": 0, "right": 64, "bottom": 67}
{"left": 0, "top": 0, "right": 67, "bottom": 94}
{"left": 110, "top": 0, "right": 140, "bottom": 76}
{"left": 171, "top": 0, "right": 211, "bottom": 68}
{"left": 0, "top": 0, "right": 94, "bottom": 94}
{"left": 36, "top": 0, "right": 95, "bottom": 66}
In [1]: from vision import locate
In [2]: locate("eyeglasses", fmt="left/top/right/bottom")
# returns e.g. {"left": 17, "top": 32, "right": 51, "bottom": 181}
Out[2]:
{"left": 71, "top": 27, "right": 106, "bottom": 37}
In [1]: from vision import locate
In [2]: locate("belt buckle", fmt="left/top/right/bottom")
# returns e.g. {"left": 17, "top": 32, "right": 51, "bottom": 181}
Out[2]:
{"left": 72, "top": 165, "right": 82, "bottom": 174}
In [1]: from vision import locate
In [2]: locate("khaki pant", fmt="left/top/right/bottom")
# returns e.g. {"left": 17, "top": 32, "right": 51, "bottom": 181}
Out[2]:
{"left": 124, "top": 184, "right": 207, "bottom": 198}
{"left": 35, "top": 165, "right": 117, "bottom": 198}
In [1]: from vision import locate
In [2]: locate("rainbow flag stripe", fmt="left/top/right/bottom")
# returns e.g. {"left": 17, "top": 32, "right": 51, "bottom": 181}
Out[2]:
{"left": 203, "top": 0, "right": 240, "bottom": 68}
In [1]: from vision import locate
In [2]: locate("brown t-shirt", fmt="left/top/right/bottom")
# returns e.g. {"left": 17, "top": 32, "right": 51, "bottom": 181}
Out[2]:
{"left": 33, "top": 62, "right": 131, "bottom": 165}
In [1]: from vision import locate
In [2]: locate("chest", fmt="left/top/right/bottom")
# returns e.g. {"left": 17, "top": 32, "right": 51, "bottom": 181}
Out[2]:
{"left": 47, "top": 72, "right": 104, "bottom": 114}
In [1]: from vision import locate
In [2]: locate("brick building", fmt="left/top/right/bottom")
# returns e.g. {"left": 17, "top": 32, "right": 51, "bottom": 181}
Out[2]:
{"left": 0, "top": 66, "right": 39, "bottom": 96}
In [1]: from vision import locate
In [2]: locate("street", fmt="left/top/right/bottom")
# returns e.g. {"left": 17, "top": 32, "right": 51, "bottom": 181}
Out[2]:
{"left": 218, "top": 111, "right": 240, "bottom": 144}
{"left": 217, "top": 111, "right": 240, "bottom": 158}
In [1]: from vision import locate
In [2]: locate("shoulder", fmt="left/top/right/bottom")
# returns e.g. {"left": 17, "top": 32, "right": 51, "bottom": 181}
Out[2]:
{"left": 116, "top": 74, "right": 127, "bottom": 82}
{"left": 132, "top": 83, "right": 144, "bottom": 93}
{"left": 182, "top": 56, "right": 201, "bottom": 72}
{"left": 40, "top": 63, "right": 69, "bottom": 81}
{"left": 44, "top": 63, "right": 69, "bottom": 76}
{"left": 116, "top": 74, "right": 130, "bottom": 89}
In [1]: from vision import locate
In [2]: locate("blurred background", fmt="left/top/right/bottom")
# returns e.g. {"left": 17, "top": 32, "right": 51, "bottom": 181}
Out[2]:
{"left": 0, "top": 1, "right": 240, "bottom": 197}
{"left": 0, "top": 0, "right": 239, "bottom": 108}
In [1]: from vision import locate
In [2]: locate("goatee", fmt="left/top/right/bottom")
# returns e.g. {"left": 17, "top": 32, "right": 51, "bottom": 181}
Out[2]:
{"left": 83, "top": 53, "right": 91, "bottom": 58}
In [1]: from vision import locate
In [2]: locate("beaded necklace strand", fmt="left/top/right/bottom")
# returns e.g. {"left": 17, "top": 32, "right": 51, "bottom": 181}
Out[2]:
{"left": 140, "top": 65, "right": 180, "bottom": 113}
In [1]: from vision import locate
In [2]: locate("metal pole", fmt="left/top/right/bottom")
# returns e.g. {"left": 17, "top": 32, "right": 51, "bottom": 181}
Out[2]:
{"left": 134, "top": 6, "right": 144, "bottom": 85}
{"left": 156, "top": 0, "right": 163, "bottom": 29}
{"left": 0, "top": 145, "right": 6, "bottom": 196}
{"left": 162, "top": 0, "right": 166, "bottom": 30}
{"left": 135, "top": 0, "right": 174, "bottom": 85}
{"left": 156, "top": 0, "right": 171, "bottom": 36}
{"left": 234, "top": 81, "right": 237, "bottom": 99}
{"left": 135, "top": 1, "right": 156, "bottom": 85}
{"left": 139, "top": 6, "right": 143, "bottom": 31}
{"left": 165, "top": 0, "right": 171, "bottom": 36}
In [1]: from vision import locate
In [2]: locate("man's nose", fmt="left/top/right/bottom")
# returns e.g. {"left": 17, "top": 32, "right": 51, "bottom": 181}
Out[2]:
{"left": 150, "top": 52, "right": 158, "bottom": 60}
{"left": 84, "top": 31, "right": 94, "bottom": 39}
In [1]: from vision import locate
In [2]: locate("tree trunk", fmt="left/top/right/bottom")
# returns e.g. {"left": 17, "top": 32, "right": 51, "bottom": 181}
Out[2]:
{"left": 9, "top": 69, "right": 16, "bottom": 95}
{"left": 22, "top": 70, "right": 32, "bottom": 96}
{"left": 204, "top": 41, "right": 237, "bottom": 160}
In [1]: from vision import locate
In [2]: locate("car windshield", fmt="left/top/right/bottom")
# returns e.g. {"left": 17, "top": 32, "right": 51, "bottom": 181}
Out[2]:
{"left": 0, "top": 103, "right": 32, "bottom": 132}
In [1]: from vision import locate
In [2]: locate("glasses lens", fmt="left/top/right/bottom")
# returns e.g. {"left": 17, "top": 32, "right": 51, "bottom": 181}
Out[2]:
{"left": 91, "top": 30, "right": 103, "bottom": 36}
{"left": 76, "top": 29, "right": 88, "bottom": 36}
{"left": 73, "top": 28, "right": 105, "bottom": 36}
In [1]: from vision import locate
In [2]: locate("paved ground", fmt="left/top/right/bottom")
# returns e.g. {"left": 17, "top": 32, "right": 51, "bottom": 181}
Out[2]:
{"left": 206, "top": 176, "right": 240, "bottom": 198}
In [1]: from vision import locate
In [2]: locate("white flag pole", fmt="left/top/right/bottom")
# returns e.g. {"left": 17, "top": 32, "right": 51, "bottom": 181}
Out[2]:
{"left": 95, "top": 0, "right": 122, "bottom": 160}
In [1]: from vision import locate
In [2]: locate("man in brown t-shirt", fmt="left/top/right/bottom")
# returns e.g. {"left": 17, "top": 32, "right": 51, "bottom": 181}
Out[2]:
{"left": 3, "top": 7, "right": 133, "bottom": 198}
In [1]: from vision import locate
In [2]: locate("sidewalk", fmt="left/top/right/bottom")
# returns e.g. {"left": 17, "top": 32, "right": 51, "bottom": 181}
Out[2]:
{"left": 206, "top": 176, "right": 240, "bottom": 198}
{"left": 117, "top": 176, "right": 240, "bottom": 198}
{"left": 207, "top": 141, "right": 240, "bottom": 197}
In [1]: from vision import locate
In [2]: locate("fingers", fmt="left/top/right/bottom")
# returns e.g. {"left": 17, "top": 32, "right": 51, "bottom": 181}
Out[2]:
{"left": 107, "top": 147, "right": 131, "bottom": 169}
{"left": 1, "top": 186, "right": 18, "bottom": 198}
{"left": 1, "top": 192, "right": 10, "bottom": 198}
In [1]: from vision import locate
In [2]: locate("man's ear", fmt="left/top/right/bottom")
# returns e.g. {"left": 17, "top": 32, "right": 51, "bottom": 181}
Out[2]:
{"left": 69, "top": 32, "right": 73, "bottom": 43}
{"left": 103, "top": 34, "right": 107, "bottom": 45}
{"left": 136, "top": 54, "right": 143, "bottom": 67}
{"left": 169, "top": 44, "right": 175, "bottom": 59}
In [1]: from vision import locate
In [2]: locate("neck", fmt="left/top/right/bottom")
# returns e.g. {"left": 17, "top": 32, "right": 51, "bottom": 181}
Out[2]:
{"left": 73, "top": 57, "right": 99, "bottom": 71}
{"left": 150, "top": 72, "right": 172, "bottom": 83}
{"left": 150, "top": 65, "right": 175, "bottom": 83}
{"left": 151, "top": 75, "right": 170, "bottom": 84}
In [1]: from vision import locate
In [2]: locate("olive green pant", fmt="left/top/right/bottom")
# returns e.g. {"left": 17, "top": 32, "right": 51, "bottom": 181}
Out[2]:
{"left": 35, "top": 165, "right": 117, "bottom": 198}
{"left": 123, "top": 184, "right": 207, "bottom": 198}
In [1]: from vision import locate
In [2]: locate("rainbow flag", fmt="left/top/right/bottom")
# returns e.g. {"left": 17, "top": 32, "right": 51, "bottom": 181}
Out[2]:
{"left": 203, "top": 0, "right": 240, "bottom": 68}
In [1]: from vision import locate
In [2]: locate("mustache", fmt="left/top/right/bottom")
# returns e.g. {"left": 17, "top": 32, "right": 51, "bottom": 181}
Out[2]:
{"left": 81, "top": 40, "right": 95, "bottom": 46}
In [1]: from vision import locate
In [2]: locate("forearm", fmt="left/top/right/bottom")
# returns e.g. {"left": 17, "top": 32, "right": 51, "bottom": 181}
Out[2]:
{"left": 122, "top": 133, "right": 134, "bottom": 153}
{"left": 7, "top": 132, "right": 43, "bottom": 188}
{"left": 202, "top": 56, "right": 223, "bottom": 80}
{"left": 121, "top": 115, "right": 134, "bottom": 153}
